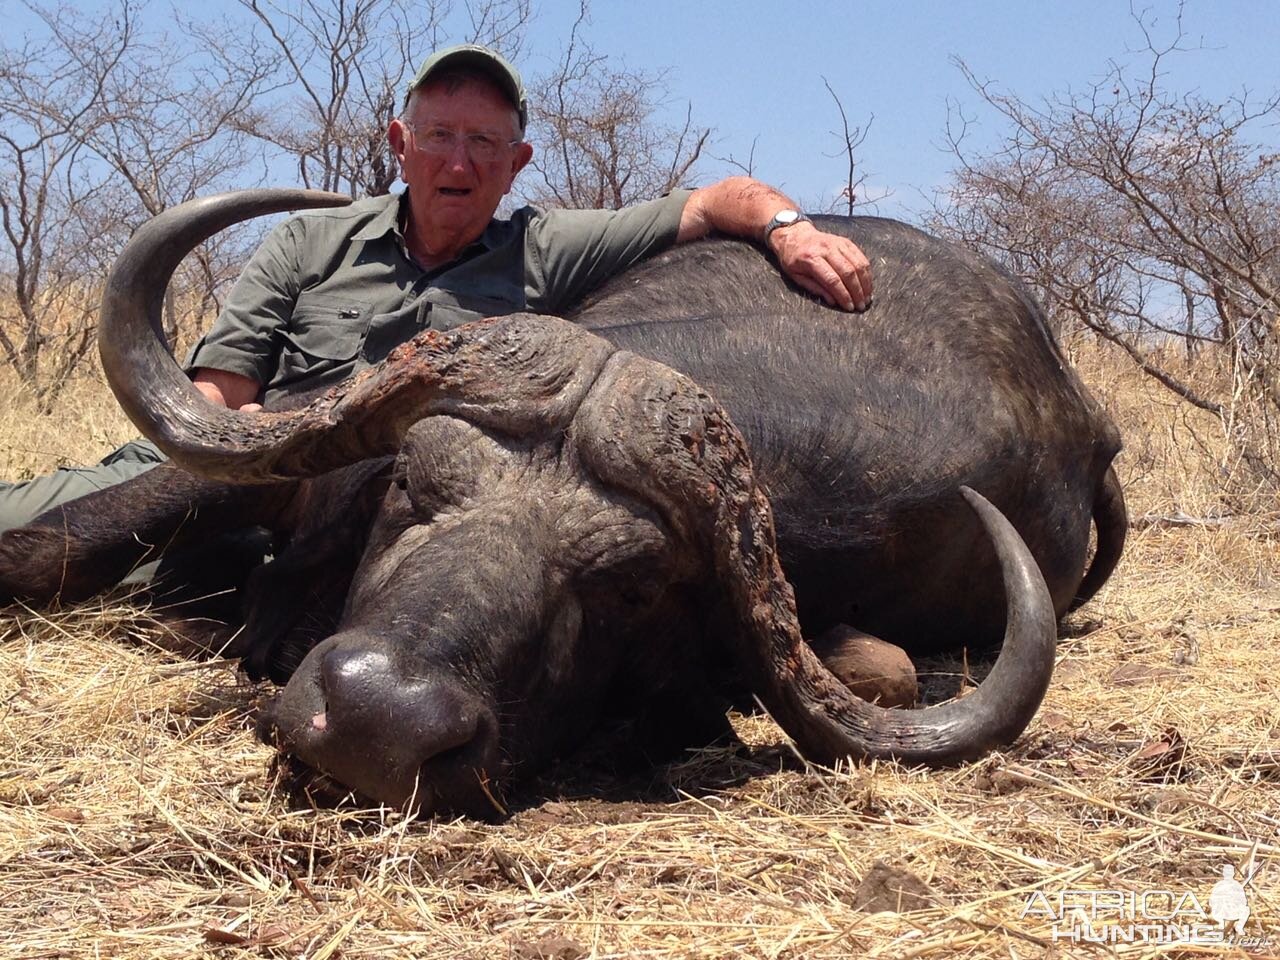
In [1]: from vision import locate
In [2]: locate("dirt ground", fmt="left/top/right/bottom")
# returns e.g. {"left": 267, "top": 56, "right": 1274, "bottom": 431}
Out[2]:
{"left": 1, "top": 346, "right": 1278, "bottom": 959}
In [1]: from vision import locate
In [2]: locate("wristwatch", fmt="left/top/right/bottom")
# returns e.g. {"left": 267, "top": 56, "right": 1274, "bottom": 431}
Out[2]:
{"left": 763, "top": 209, "right": 811, "bottom": 246}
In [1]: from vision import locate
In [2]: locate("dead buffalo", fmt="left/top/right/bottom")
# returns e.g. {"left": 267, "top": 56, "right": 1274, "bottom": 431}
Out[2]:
{"left": 0, "top": 189, "right": 1124, "bottom": 816}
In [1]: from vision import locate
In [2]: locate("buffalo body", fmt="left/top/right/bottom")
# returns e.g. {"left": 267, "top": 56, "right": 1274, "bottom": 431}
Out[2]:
{"left": 0, "top": 193, "right": 1124, "bottom": 814}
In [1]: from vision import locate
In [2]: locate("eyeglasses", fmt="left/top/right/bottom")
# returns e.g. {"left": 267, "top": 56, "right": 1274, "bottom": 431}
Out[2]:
{"left": 402, "top": 122, "right": 521, "bottom": 163}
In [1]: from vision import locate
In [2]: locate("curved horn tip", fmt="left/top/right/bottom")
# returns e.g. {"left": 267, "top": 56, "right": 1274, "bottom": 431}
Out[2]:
{"left": 959, "top": 485, "right": 1024, "bottom": 545}
{"left": 959, "top": 484, "right": 993, "bottom": 515}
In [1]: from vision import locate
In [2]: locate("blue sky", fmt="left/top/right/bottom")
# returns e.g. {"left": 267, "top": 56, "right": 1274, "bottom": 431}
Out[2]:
{"left": 511, "top": 1, "right": 1280, "bottom": 220}
{"left": 7, "top": 0, "right": 1277, "bottom": 222}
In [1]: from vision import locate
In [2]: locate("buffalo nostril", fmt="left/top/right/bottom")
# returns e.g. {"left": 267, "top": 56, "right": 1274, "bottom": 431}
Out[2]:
{"left": 318, "top": 647, "right": 481, "bottom": 752}
{"left": 319, "top": 646, "right": 391, "bottom": 715}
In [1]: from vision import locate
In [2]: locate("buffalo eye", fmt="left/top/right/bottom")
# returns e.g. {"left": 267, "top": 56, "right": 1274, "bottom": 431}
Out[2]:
{"left": 570, "top": 503, "right": 676, "bottom": 609}
{"left": 398, "top": 416, "right": 513, "bottom": 517}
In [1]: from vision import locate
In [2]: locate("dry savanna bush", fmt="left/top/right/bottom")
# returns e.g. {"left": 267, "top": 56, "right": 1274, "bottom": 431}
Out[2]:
{"left": 1, "top": 338, "right": 1278, "bottom": 959}
{"left": 0, "top": 289, "right": 213, "bottom": 481}
{"left": 1066, "top": 336, "right": 1280, "bottom": 520}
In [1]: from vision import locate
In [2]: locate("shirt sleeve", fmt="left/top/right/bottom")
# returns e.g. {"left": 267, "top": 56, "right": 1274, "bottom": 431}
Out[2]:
{"left": 523, "top": 189, "right": 693, "bottom": 315}
{"left": 184, "top": 217, "right": 304, "bottom": 384}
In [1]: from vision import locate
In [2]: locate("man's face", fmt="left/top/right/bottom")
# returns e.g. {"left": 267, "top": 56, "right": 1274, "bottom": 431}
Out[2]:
{"left": 389, "top": 78, "right": 533, "bottom": 258}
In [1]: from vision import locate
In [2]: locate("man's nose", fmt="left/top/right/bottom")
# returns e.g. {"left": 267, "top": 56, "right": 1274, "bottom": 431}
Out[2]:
{"left": 442, "top": 138, "right": 472, "bottom": 167}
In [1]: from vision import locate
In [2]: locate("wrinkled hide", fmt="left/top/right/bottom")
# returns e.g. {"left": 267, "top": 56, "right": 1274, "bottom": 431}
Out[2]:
{"left": 259, "top": 415, "right": 695, "bottom": 813}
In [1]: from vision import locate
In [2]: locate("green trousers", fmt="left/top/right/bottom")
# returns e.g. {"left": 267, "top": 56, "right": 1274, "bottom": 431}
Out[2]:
{"left": 0, "top": 440, "right": 165, "bottom": 536}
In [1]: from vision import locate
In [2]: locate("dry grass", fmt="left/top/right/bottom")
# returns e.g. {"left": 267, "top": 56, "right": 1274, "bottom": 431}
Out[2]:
{"left": 2, "top": 345, "right": 1279, "bottom": 958}
{"left": 0, "top": 371, "right": 137, "bottom": 482}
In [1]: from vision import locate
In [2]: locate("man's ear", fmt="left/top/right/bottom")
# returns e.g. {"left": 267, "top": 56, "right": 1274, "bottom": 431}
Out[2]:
{"left": 387, "top": 118, "right": 409, "bottom": 165}
{"left": 504, "top": 141, "right": 534, "bottom": 193}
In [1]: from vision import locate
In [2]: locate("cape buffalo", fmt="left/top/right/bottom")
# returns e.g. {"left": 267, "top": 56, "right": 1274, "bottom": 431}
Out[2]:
{"left": 0, "top": 190, "right": 1125, "bottom": 816}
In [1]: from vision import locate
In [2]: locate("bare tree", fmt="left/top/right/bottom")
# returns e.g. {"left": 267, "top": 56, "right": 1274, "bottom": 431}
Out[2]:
{"left": 224, "top": 0, "right": 533, "bottom": 198}
{"left": 47, "top": 10, "right": 277, "bottom": 348}
{"left": 714, "top": 136, "right": 759, "bottom": 179}
{"left": 463, "top": 0, "right": 532, "bottom": 58}
{"left": 523, "top": 5, "right": 709, "bottom": 210}
{"left": 819, "top": 78, "right": 871, "bottom": 216}
{"left": 0, "top": 0, "right": 136, "bottom": 408}
{"left": 0, "top": 0, "right": 285, "bottom": 401}
{"left": 931, "top": 9, "right": 1280, "bottom": 488}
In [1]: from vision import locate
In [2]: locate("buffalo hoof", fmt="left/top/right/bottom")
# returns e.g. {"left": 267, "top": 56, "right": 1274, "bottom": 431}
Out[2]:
{"left": 810, "top": 625, "right": 918, "bottom": 708}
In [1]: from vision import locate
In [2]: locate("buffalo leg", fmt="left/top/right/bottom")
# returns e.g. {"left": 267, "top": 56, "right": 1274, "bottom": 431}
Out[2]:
{"left": 1070, "top": 465, "right": 1127, "bottom": 610}
{"left": 0, "top": 462, "right": 296, "bottom": 605}
{"left": 237, "top": 543, "right": 359, "bottom": 684}
{"left": 238, "top": 459, "right": 393, "bottom": 683}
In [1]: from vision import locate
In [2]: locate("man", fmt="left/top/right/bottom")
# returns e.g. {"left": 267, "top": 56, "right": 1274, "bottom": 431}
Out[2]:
{"left": 0, "top": 43, "right": 871, "bottom": 536}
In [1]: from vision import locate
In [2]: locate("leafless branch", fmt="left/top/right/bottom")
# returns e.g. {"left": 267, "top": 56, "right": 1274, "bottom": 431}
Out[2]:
{"left": 821, "top": 77, "right": 871, "bottom": 217}
{"left": 930, "top": 7, "right": 1280, "bottom": 488}
{"left": 523, "top": 6, "right": 709, "bottom": 210}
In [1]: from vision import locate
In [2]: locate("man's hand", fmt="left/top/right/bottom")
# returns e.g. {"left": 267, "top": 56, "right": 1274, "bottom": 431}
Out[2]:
{"left": 768, "top": 221, "right": 873, "bottom": 312}
{"left": 192, "top": 368, "right": 264, "bottom": 412}
{"left": 677, "top": 176, "right": 874, "bottom": 312}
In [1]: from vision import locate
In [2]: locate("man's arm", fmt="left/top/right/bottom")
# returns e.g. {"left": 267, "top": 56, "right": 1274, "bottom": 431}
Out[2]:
{"left": 185, "top": 216, "right": 306, "bottom": 411}
{"left": 524, "top": 191, "right": 694, "bottom": 315}
{"left": 677, "top": 176, "right": 873, "bottom": 312}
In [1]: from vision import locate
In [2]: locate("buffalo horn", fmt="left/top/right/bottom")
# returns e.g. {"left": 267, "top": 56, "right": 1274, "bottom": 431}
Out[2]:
{"left": 575, "top": 355, "right": 1058, "bottom": 765}
{"left": 98, "top": 190, "right": 614, "bottom": 482}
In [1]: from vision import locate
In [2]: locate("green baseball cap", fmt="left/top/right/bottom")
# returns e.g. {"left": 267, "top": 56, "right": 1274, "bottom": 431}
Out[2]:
{"left": 406, "top": 43, "right": 528, "bottom": 132}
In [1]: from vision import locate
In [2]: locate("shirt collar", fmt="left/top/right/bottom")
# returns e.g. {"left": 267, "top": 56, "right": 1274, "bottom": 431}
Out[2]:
{"left": 477, "top": 215, "right": 515, "bottom": 251}
{"left": 350, "top": 191, "right": 404, "bottom": 243}
{"left": 351, "top": 189, "right": 509, "bottom": 254}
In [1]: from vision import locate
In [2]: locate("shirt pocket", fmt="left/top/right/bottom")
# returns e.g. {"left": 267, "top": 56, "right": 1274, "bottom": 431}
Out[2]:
{"left": 274, "top": 300, "right": 369, "bottom": 393}
{"left": 425, "top": 288, "right": 521, "bottom": 332}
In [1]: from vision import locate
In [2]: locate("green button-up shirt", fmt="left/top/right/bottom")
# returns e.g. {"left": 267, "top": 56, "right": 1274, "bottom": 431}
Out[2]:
{"left": 187, "top": 189, "right": 692, "bottom": 404}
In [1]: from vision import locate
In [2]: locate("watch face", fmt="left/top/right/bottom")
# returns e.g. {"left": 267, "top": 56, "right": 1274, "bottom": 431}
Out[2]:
{"left": 775, "top": 210, "right": 800, "bottom": 225}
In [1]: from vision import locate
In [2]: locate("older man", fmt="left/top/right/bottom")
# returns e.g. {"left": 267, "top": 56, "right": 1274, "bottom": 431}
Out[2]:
{"left": 0, "top": 43, "right": 871, "bottom": 535}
